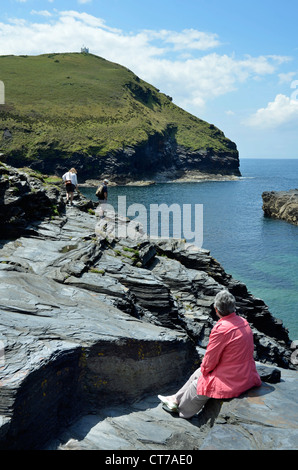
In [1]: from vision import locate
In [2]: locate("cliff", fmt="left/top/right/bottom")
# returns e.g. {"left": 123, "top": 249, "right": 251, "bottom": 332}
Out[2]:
{"left": 0, "top": 53, "right": 240, "bottom": 183}
{"left": 262, "top": 189, "right": 298, "bottom": 226}
{"left": 0, "top": 165, "right": 297, "bottom": 450}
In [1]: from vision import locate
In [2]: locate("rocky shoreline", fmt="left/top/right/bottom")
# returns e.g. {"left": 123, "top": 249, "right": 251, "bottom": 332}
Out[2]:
{"left": 262, "top": 189, "right": 298, "bottom": 225}
{"left": 0, "top": 164, "right": 297, "bottom": 450}
{"left": 81, "top": 172, "right": 240, "bottom": 188}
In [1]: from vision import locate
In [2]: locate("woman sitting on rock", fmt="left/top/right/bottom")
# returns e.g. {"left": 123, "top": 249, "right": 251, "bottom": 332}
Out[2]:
{"left": 158, "top": 289, "right": 262, "bottom": 419}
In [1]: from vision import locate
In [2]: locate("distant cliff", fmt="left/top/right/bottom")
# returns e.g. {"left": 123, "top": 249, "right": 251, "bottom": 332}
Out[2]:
{"left": 262, "top": 189, "right": 298, "bottom": 226}
{"left": 0, "top": 53, "right": 240, "bottom": 183}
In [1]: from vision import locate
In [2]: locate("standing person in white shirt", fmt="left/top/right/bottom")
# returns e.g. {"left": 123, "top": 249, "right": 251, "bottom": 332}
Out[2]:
{"left": 62, "top": 168, "right": 78, "bottom": 205}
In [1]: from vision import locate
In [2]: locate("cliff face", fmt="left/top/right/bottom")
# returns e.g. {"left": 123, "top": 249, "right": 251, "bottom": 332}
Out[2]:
{"left": 262, "top": 189, "right": 298, "bottom": 225}
{"left": 24, "top": 128, "right": 239, "bottom": 184}
{"left": 0, "top": 53, "right": 240, "bottom": 183}
{"left": 0, "top": 165, "right": 297, "bottom": 450}
{"left": 101, "top": 129, "right": 240, "bottom": 184}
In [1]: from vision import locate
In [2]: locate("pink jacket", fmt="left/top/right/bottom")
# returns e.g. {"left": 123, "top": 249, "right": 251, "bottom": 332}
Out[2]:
{"left": 197, "top": 312, "right": 261, "bottom": 399}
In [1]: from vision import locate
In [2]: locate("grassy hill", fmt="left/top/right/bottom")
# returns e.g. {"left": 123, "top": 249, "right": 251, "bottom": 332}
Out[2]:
{"left": 0, "top": 52, "right": 239, "bottom": 179}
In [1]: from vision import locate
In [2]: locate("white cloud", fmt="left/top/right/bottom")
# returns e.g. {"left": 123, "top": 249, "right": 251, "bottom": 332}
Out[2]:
{"left": 144, "top": 28, "right": 221, "bottom": 51}
{"left": 30, "top": 10, "right": 52, "bottom": 17}
{"left": 0, "top": 11, "right": 290, "bottom": 115}
{"left": 278, "top": 71, "right": 296, "bottom": 84}
{"left": 245, "top": 94, "right": 298, "bottom": 128}
{"left": 59, "top": 10, "right": 122, "bottom": 32}
{"left": 133, "top": 53, "right": 287, "bottom": 114}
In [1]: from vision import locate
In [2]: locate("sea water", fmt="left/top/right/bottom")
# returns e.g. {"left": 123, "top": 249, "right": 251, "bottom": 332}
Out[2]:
{"left": 80, "top": 158, "right": 298, "bottom": 340}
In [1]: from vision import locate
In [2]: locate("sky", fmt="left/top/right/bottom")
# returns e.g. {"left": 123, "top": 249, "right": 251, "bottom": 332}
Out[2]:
{"left": 1, "top": 0, "right": 298, "bottom": 158}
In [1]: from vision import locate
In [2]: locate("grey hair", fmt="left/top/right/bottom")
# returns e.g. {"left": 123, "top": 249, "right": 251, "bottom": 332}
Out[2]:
{"left": 214, "top": 290, "right": 236, "bottom": 316}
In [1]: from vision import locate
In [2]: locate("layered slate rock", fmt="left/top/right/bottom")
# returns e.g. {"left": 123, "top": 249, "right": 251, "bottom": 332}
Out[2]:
{"left": 262, "top": 189, "right": 298, "bottom": 226}
{"left": 96, "top": 219, "right": 294, "bottom": 368}
{"left": 0, "top": 269, "right": 195, "bottom": 450}
{"left": 0, "top": 163, "right": 65, "bottom": 238}
{"left": 200, "top": 367, "right": 298, "bottom": 450}
{"left": 47, "top": 366, "right": 298, "bottom": 451}
{"left": 0, "top": 170, "right": 297, "bottom": 449}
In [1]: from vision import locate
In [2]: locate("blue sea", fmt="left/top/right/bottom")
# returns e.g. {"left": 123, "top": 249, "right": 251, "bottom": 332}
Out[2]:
{"left": 80, "top": 159, "right": 298, "bottom": 340}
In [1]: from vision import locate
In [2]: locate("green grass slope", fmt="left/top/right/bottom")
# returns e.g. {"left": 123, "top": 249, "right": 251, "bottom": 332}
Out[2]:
{"left": 0, "top": 52, "right": 237, "bottom": 167}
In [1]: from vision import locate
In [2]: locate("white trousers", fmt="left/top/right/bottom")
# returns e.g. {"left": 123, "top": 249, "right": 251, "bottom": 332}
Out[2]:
{"left": 173, "top": 367, "right": 210, "bottom": 419}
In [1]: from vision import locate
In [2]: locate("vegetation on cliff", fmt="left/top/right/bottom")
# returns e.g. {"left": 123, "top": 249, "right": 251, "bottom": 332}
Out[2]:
{"left": 0, "top": 53, "right": 237, "bottom": 169}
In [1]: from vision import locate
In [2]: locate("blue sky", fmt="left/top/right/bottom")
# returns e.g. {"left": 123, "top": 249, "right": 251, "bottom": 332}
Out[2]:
{"left": 1, "top": 0, "right": 298, "bottom": 158}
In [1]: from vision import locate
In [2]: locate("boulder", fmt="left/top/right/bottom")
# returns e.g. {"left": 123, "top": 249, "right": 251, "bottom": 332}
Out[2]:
{"left": 0, "top": 163, "right": 65, "bottom": 237}
{"left": 262, "top": 189, "right": 298, "bottom": 225}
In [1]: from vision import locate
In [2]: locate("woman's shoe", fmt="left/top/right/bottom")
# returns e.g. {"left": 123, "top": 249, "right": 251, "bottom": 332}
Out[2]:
{"left": 158, "top": 395, "right": 178, "bottom": 412}
{"left": 162, "top": 403, "right": 179, "bottom": 414}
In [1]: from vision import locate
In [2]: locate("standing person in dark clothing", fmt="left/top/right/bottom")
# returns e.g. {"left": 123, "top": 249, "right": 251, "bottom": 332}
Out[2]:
{"left": 96, "top": 179, "right": 108, "bottom": 202}
{"left": 96, "top": 179, "right": 109, "bottom": 216}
